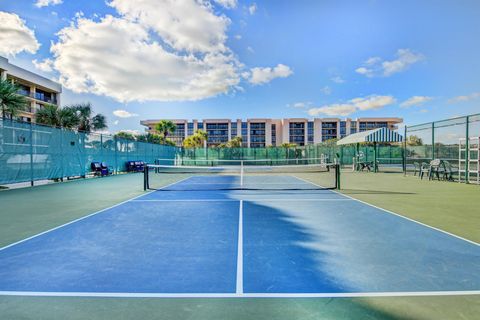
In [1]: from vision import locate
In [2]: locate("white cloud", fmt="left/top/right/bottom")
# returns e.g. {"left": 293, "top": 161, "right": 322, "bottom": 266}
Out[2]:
{"left": 330, "top": 76, "right": 345, "bottom": 84}
{"left": 448, "top": 92, "right": 480, "bottom": 104}
{"left": 320, "top": 86, "right": 332, "bottom": 95}
{"left": 32, "top": 58, "right": 54, "bottom": 72}
{"left": 354, "top": 67, "right": 370, "bottom": 76}
{"left": 48, "top": 0, "right": 288, "bottom": 102}
{"left": 247, "top": 46, "right": 254, "bottom": 53}
{"left": 0, "top": 12, "right": 40, "bottom": 56}
{"left": 248, "top": 64, "right": 293, "bottom": 85}
{"left": 400, "top": 96, "right": 433, "bottom": 108}
{"left": 249, "top": 3, "right": 257, "bottom": 15}
{"left": 288, "top": 102, "right": 311, "bottom": 109}
{"left": 356, "top": 49, "right": 424, "bottom": 77}
{"left": 213, "top": 0, "right": 237, "bottom": 8}
{"left": 308, "top": 104, "right": 357, "bottom": 117}
{"left": 50, "top": 1, "right": 242, "bottom": 102}
{"left": 113, "top": 110, "right": 139, "bottom": 118}
{"left": 109, "top": 0, "right": 230, "bottom": 53}
{"left": 351, "top": 95, "right": 396, "bottom": 111}
{"left": 113, "top": 120, "right": 119, "bottom": 125}
{"left": 35, "top": 0, "right": 63, "bottom": 8}
{"left": 307, "top": 95, "right": 396, "bottom": 116}
{"left": 117, "top": 129, "right": 140, "bottom": 135}
{"left": 234, "top": 34, "right": 242, "bottom": 40}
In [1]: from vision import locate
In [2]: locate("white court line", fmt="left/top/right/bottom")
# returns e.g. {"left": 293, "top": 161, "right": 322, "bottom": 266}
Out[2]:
{"left": 294, "top": 176, "right": 480, "bottom": 247}
{"left": 132, "top": 199, "right": 240, "bottom": 202}
{"left": 170, "top": 182, "right": 315, "bottom": 185}
{"left": 131, "top": 199, "right": 354, "bottom": 202}
{"left": 0, "top": 177, "right": 192, "bottom": 252}
{"left": 0, "top": 290, "right": 478, "bottom": 298}
{"left": 236, "top": 200, "right": 243, "bottom": 294}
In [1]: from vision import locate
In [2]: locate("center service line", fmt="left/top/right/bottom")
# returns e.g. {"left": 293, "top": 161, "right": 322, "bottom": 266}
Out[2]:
{"left": 236, "top": 200, "right": 243, "bottom": 295}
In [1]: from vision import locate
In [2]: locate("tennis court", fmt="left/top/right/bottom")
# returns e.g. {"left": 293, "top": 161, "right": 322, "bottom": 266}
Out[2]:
{"left": 1, "top": 165, "right": 478, "bottom": 298}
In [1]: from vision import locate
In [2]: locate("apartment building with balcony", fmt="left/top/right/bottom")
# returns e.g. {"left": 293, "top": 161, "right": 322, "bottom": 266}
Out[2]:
{"left": 141, "top": 117, "right": 402, "bottom": 148}
{"left": 0, "top": 56, "right": 62, "bottom": 123}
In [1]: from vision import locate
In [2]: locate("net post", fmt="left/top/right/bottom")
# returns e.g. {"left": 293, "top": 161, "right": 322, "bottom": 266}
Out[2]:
{"left": 336, "top": 163, "right": 341, "bottom": 190}
{"left": 240, "top": 160, "right": 244, "bottom": 186}
{"left": 143, "top": 165, "right": 148, "bottom": 190}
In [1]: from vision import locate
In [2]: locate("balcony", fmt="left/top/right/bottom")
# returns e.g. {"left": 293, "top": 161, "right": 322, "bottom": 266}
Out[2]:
{"left": 17, "top": 89, "right": 30, "bottom": 97}
{"left": 32, "top": 92, "right": 58, "bottom": 105}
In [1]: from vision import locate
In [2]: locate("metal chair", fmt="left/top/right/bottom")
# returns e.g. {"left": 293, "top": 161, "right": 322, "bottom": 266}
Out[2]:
{"left": 419, "top": 162, "right": 430, "bottom": 179}
{"left": 413, "top": 162, "right": 420, "bottom": 176}
{"left": 428, "top": 159, "right": 443, "bottom": 181}
{"left": 442, "top": 160, "right": 457, "bottom": 181}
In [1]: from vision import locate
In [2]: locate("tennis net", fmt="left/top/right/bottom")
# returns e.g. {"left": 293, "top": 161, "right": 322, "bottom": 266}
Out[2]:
{"left": 143, "top": 162, "right": 340, "bottom": 191}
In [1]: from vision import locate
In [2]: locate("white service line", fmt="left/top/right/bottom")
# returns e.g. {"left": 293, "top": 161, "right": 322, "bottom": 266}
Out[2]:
{"left": 0, "top": 290, "right": 478, "bottom": 298}
{"left": 131, "top": 199, "right": 354, "bottom": 202}
{"left": 0, "top": 177, "right": 193, "bottom": 252}
{"left": 236, "top": 200, "right": 243, "bottom": 294}
{"left": 131, "top": 199, "right": 239, "bottom": 202}
{"left": 294, "top": 176, "right": 480, "bottom": 246}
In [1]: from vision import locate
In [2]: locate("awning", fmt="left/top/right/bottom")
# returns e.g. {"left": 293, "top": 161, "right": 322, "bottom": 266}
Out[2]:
{"left": 336, "top": 127, "right": 403, "bottom": 145}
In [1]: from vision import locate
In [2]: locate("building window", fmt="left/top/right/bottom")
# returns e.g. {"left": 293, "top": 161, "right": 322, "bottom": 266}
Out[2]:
{"left": 359, "top": 121, "right": 388, "bottom": 131}
{"left": 307, "top": 121, "right": 314, "bottom": 144}
{"left": 167, "top": 123, "right": 185, "bottom": 145}
{"left": 16, "top": 84, "right": 30, "bottom": 97}
{"left": 187, "top": 122, "right": 194, "bottom": 135}
{"left": 340, "top": 121, "right": 347, "bottom": 137}
{"left": 206, "top": 123, "right": 229, "bottom": 146}
{"left": 350, "top": 121, "right": 357, "bottom": 134}
{"left": 322, "top": 122, "right": 337, "bottom": 141}
{"left": 289, "top": 122, "right": 305, "bottom": 146}
{"left": 250, "top": 122, "right": 265, "bottom": 148}
{"left": 271, "top": 124, "right": 276, "bottom": 146}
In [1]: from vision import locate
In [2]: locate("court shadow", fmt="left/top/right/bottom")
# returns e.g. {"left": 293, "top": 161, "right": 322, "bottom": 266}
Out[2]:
{"left": 240, "top": 199, "right": 355, "bottom": 293}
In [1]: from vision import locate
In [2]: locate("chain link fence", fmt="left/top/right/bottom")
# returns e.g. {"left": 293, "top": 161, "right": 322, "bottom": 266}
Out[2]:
{"left": 404, "top": 113, "right": 480, "bottom": 183}
{"left": 0, "top": 119, "right": 178, "bottom": 186}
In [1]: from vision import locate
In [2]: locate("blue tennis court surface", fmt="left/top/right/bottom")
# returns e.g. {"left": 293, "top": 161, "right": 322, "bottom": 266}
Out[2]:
{"left": 0, "top": 175, "right": 479, "bottom": 297}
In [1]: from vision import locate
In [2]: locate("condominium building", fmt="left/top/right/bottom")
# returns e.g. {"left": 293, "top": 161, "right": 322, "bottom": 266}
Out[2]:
{"left": 141, "top": 117, "right": 403, "bottom": 148}
{"left": 0, "top": 56, "right": 62, "bottom": 123}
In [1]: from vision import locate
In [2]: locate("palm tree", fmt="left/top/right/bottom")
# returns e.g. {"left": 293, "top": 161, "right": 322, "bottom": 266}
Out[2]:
{"left": 0, "top": 79, "right": 29, "bottom": 120}
{"left": 70, "top": 102, "right": 107, "bottom": 132}
{"left": 59, "top": 106, "right": 80, "bottom": 129}
{"left": 35, "top": 104, "right": 80, "bottom": 129}
{"left": 182, "top": 130, "right": 208, "bottom": 148}
{"left": 195, "top": 129, "right": 208, "bottom": 142}
{"left": 154, "top": 120, "right": 177, "bottom": 139}
{"left": 114, "top": 131, "right": 137, "bottom": 141}
{"left": 35, "top": 104, "right": 60, "bottom": 127}
{"left": 137, "top": 133, "right": 163, "bottom": 144}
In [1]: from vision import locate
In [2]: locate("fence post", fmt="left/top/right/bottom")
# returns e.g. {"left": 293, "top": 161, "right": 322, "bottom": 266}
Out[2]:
{"left": 431, "top": 122, "right": 435, "bottom": 160}
{"left": 465, "top": 116, "right": 470, "bottom": 184}
{"left": 114, "top": 136, "right": 118, "bottom": 174}
{"left": 29, "top": 121, "right": 34, "bottom": 186}
{"left": 403, "top": 125, "right": 407, "bottom": 175}
{"left": 60, "top": 128, "right": 64, "bottom": 181}
{"left": 100, "top": 134, "right": 103, "bottom": 162}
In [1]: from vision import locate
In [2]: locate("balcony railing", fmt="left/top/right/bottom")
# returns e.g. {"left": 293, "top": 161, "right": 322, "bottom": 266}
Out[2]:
{"left": 16, "top": 90, "right": 57, "bottom": 105}
{"left": 32, "top": 92, "right": 57, "bottom": 104}
{"left": 17, "top": 89, "right": 30, "bottom": 97}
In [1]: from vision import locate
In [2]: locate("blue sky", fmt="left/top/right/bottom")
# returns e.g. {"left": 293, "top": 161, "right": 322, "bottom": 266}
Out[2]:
{"left": 0, "top": 0, "right": 479, "bottom": 133}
